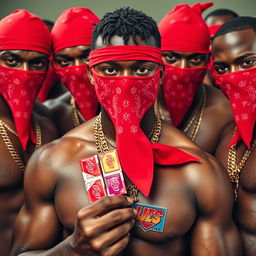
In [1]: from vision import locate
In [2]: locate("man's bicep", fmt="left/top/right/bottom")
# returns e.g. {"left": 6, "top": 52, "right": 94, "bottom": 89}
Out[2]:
{"left": 11, "top": 148, "right": 62, "bottom": 255}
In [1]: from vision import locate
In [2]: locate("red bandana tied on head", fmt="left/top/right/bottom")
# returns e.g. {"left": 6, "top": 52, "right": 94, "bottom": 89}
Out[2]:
{"left": 51, "top": 7, "right": 100, "bottom": 54}
{"left": 89, "top": 45, "right": 200, "bottom": 197}
{"left": 0, "top": 9, "right": 50, "bottom": 149}
{"left": 158, "top": 2, "right": 213, "bottom": 53}
{"left": 214, "top": 68, "right": 256, "bottom": 149}
{"left": 163, "top": 65, "right": 207, "bottom": 126}
{"left": 52, "top": 7, "right": 100, "bottom": 120}
{"left": 55, "top": 64, "right": 98, "bottom": 120}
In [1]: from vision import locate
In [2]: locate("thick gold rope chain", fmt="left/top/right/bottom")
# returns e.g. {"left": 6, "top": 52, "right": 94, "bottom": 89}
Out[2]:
{"left": 227, "top": 135, "right": 256, "bottom": 200}
{"left": 0, "top": 119, "right": 42, "bottom": 171}
{"left": 94, "top": 111, "right": 161, "bottom": 201}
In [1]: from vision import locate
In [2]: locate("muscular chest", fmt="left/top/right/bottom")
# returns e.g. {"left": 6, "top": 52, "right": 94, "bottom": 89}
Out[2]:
{"left": 132, "top": 169, "right": 197, "bottom": 242}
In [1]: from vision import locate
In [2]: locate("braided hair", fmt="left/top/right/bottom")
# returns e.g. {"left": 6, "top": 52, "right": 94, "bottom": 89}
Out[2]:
{"left": 213, "top": 16, "right": 256, "bottom": 40}
{"left": 91, "top": 7, "right": 160, "bottom": 49}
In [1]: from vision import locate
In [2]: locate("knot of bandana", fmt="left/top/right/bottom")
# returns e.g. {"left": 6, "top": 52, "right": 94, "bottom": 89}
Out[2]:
{"left": 214, "top": 67, "right": 256, "bottom": 148}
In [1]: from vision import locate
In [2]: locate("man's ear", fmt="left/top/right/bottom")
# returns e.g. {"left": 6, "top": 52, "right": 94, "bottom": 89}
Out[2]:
{"left": 87, "top": 63, "right": 94, "bottom": 85}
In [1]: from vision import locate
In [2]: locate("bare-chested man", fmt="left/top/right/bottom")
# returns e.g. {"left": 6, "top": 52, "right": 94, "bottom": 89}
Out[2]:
{"left": 0, "top": 9, "right": 58, "bottom": 256}
{"left": 157, "top": 2, "right": 233, "bottom": 154}
{"left": 11, "top": 8, "right": 242, "bottom": 256}
{"left": 212, "top": 17, "right": 256, "bottom": 255}
{"left": 44, "top": 7, "right": 100, "bottom": 135}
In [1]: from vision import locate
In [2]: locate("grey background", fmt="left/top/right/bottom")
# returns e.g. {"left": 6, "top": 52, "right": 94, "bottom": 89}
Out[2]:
{"left": 0, "top": 0, "right": 255, "bottom": 23}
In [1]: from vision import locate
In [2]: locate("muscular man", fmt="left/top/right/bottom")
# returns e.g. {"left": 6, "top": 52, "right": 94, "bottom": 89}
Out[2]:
{"left": 45, "top": 7, "right": 100, "bottom": 135}
{"left": 11, "top": 8, "right": 242, "bottom": 256}
{"left": 0, "top": 9, "right": 58, "bottom": 256}
{"left": 157, "top": 2, "right": 233, "bottom": 154}
{"left": 212, "top": 17, "right": 256, "bottom": 255}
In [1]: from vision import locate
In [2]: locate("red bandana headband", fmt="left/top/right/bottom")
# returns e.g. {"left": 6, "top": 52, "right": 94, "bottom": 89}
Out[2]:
{"left": 89, "top": 45, "right": 163, "bottom": 67}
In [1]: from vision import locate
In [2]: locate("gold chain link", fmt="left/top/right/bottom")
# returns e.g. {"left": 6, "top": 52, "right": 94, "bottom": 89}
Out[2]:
{"left": 0, "top": 119, "right": 42, "bottom": 171}
{"left": 183, "top": 85, "right": 206, "bottom": 141}
{"left": 227, "top": 133, "right": 256, "bottom": 200}
{"left": 94, "top": 111, "right": 161, "bottom": 201}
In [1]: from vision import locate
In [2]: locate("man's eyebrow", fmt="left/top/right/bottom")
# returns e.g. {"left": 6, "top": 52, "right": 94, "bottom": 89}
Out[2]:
{"left": 30, "top": 56, "right": 49, "bottom": 61}
{"left": 54, "top": 53, "right": 70, "bottom": 58}
{"left": 81, "top": 48, "right": 91, "bottom": 54}
{"left": 0, "top": 50, "right": 20, "bottom": 58}
{"left": 188, "top": 53, "right": 208, "bottom": 58}
{"left": 234, "top": 53, "right": 256, "bottom": 63}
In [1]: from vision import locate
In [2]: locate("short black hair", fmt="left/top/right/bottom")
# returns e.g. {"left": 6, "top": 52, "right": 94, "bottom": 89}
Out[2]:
{"left": 91, "top": 7, "right": 160, "bottom": 49}
{"left": 213, "top": 16, "right": 256, "bottom": 40}
{"left": 205, "top": 8, "right": 238, "bottom": 21}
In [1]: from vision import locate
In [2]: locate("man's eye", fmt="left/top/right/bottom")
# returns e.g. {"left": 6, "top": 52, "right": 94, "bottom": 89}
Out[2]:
{"left": 241, "top": 58, "right": 256, "bottom": 68}
{"left": 56, "top": 59, "right": 71, "bottom": 67}
{"left": 135, "top": 66, "right": 151, "bottom": 75}
{"left": 164, "top": 54, "right": 177, "bottom": 63}
{"left": 32, "top": 61, "right": 45, "bottom": 67}
{"left": 6, "top": 58, "right": 18, "bottom": 66}
{"left": 215, "top": 65, "right": 228, "bottom": 74}
{"left": 191, "top": 56, "right": 202, "bottom": 63}
{"left": 102, "top": 67, "right": 118, "bottom": 75}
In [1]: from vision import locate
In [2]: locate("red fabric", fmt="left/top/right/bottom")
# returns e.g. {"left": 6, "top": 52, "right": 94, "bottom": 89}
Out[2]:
{"left": 0, "top": 65, "right": 46, "bottom": 149}
{"left": 55, "top": 64, "right": 98, "bottom": 120}
{"left": 51, "top": 7, "right": 99, "bottom": 54}
{"left": 89, "top": 46, "right": 200, "bottom": 196}
{"left": 38, "top": 65, "right": 59, "bottom": 102}
{"left": 163, "top": 64, "right": 207, "bottom": 126}
{"left": 208, "top": 24, "right": 222, "bottom": 38}
{"left": 158, "top": 2, "right": 213, "bottom": 53}
{"left": 0, "top": 9, "right": 51, "bottom": 55}
{"left": 89, "top": 45, "right": 163, "bottom": 67}
{"left": 214, "top": 67, "right": 256, "bottom": 148}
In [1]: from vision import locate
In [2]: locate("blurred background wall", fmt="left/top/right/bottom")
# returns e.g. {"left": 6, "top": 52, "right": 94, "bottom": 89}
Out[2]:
{"left": 0, "top": 0, "right": 255, "bottom": 23}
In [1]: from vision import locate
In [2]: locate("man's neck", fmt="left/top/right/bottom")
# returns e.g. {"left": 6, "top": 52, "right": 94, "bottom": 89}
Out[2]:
{"left": 101, "top": 107, "right": 156, "bottom": 145}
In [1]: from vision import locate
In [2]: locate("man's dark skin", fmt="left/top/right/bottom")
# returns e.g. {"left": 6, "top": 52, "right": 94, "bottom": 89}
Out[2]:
{"left": 0, "top": 50, "right": 58, "bottom": 256}
{"left": 44, "top": 45, "right": 92, "bottom": 135}
{"left": 158, "top": 50, "right": 233, "bottom": 154}
{"left": 11, "top": 35, "right": 242, "bottom": 256}
{"left": 213, "top": 28, "right": 256, "bottom": 256}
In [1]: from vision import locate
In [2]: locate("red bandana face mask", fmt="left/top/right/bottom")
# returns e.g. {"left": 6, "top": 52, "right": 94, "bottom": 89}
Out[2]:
{"left": 55, "top": 64, "right": 98, "bottom": 120}
{"left": 89, "top": 45, "right": 199, "bottom": 196}
{"left": 0, "top": 65, "right": 46, "bottom": 149}
{"left": 215, "top": 67, "right": 256, "bottom": 148}
{"left": 163, "top": 64, "right": 207, "bottom": 126}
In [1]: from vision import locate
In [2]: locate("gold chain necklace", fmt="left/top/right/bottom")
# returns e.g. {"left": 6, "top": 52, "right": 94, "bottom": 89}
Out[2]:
{"left": 227, "top": 133, "right": 256, "bottom": 200}
{"left": 0, "top": 119, "right": 42, "bottom": 171}
{"left": 94, "top": 112, "right": 161, "bottom": 201}
{"left": 183, "top": 85, "right": 206, "bottom": 141}
{"left": 70, "top": 96, "right": 85, "bottom": 127}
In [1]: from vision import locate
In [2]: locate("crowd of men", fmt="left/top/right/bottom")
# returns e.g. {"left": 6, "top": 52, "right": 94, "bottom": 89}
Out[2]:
{"left": 0, "top": 2, "right": 255, "bottom": 255}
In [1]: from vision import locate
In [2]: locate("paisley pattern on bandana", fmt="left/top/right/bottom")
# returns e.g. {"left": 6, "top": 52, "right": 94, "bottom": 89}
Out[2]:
{"left": 0, "top": 65, "right": 46, "bottom": 149}
{"left": 162, "top": 64, "right": 207, "bottom": 126}
{"left": 215, "top": 67, "right": 256, "bottom": 148}
{"left": 92, "top": 68, "right": 161, "bottom": 196}
{"left": 55, "top": 64, "right": 98, "bottom": 120}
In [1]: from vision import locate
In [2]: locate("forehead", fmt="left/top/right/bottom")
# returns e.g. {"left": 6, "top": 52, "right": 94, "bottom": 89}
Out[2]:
{"left": 0, "top": 49, "right": 48, "bottom": 58}
{"left": 212, "top": 29, "right": 256, "bottom": 58}
{"left": 163, "top": 50, "right": 206, "bottom": 56}
{"left": 55, "top": 45, "right": 90, "bottom": 56}
{"left": 94, "top": 35, "right": 157, "bottom": 49}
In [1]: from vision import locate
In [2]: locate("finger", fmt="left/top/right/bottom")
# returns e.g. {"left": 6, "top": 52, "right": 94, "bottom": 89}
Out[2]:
{"left": 102, "top": 234, "right": 131, "bottom": 256}
{"left": 81, "top": 208, "right": 136, "bottom": 238}
{"left": 89, "top": 219, "right": 135, "bottom": 252}
{"left": 78, "top": 195, "right": 134, "bottom": 218}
